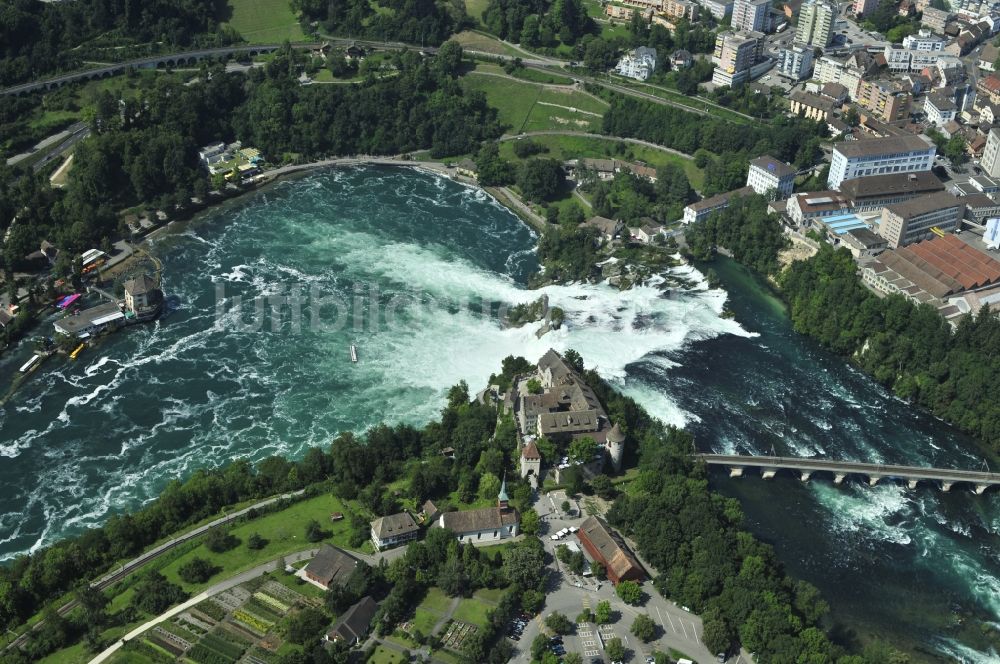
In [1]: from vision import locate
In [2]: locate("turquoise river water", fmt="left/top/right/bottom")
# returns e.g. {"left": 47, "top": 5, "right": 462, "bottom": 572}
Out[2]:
{"left": 0, "top": 167, "right": 998, "bottom": 661}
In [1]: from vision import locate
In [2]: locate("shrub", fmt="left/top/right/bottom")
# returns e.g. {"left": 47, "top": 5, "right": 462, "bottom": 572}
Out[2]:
{"left": 179, "top": 558, "right": 221, "bottom": 584}
{"left": 205, "top": 528, "right": 239, "bottom": 553}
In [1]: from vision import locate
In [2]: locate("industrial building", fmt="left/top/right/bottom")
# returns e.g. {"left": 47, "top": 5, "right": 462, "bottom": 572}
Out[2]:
{"left": 879, "top": 192, "right": 965, "bottom": 248}
{"left": 827, "top": 135, "right": 936, "bottom": 189}
{"left": 838, "top": 172, "right": 945, "bottom": 212}
{"left": 862, "top": 234, "right": 1000, "bottom": 319}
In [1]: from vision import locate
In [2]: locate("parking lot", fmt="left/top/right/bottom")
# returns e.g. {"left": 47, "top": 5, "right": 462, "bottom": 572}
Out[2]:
{"left": 508, "top": 491, "right": 752, "bottom": 664}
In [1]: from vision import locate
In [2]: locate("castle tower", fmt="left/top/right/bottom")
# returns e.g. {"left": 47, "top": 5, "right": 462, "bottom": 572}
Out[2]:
{"left": 606, "top": 423, "right": 625, "bottom": 473}
{"left": 520, "top": 440, "right": 542, "bottom": 480}
{"left": 498, "top": 473, "right": 510, "bottom": 510}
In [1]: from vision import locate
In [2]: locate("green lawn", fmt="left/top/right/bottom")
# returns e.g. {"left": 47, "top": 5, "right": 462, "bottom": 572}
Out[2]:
{"left": 510, "top": 67, "right": 574, "bottom": 86}
{"left": 420, "top": 587, "right": 455, "bottom": 615}
{"left": 411, "top": 607, "right": 442, "bottom": 635}
{"left": 462, "top": 72, "right": 607, "bottom": 134}
{"left": 157, "top": 493, "right": 363, "bottom": 592}
{"left": 452, "top": 597, "right": 491, "bottom": 627}
{"left": 369, "top": 645, "right": 408, "bottom": 664}
{"left": 472, "top": 587, "right": 505, "bottom": 603}
{"left": 464, "top": 0, "right": 491, "bottom": 23}
{"left": 224, "top": 0, "right": 306, "bottom": 43}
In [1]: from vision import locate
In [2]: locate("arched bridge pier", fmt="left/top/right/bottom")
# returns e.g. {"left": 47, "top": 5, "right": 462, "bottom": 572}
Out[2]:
{"left": 696, "top": 454, "right": 1000, "bottom": 495}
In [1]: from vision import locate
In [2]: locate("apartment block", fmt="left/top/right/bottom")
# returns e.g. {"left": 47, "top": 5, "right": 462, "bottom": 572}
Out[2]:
{"left": 700, "top": 0, "right": 734, "bottom": 19}
{"left": 662, "top": 0, "right": 699, "bottom": 20}
{"left": 746, "top": 155, "right": 796, "bottom": 199}
{"left": 795, "top": 0, "right": 836, "bottom": 47}
{"left": 981, "top": 128, "right": 1000, "bottom": 178}
{"left": 732, "top": 0, "right": 770, "bottom": 32}
{"left": 857, "top": 79, "right": 912, "bottom": 123}
{"left": 921, "top": 6, "right": 952, "bottom": 32}
{"left": 777, "top": 43, "right": 815, "bottom": 80}
{"left": 712, "top": 30, "right": 764, "bottom": 86}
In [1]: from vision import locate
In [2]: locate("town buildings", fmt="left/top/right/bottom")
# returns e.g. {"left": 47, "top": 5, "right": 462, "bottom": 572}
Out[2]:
{"left": 370, "top": 512, "right": 419, "bottom": 551}
{"left": 746, "top": 155, "right": 796, "bottom": 199}
{"left": 853, "top": 0, "right": 879, "bottom": 17}
{"left": 683, "top": 186, "right": 755, "bottom": 224}
{"left": 616, "top": 46, "right": 657, "bottom": 80}
{"left": 786, "top": 191, "right": 853, "bottom": 227}
{"left": 788, "top": 90, "right": 836, "bottom": 121}
{"left": 777, "top": 43, "right": 815, "bottom": 80}
{"left": 879, "top": 191, "right": 966, "bottom": 247}
{"left": 712, "top": 30, "right": 765, "bottom": 86}
{"left": 981, "top": 127, "right": 1000, "bottom": 177}
{"left": 827, "top": 135, "right": 936, "bottom": 189}
{"left": 838, "top": 172, "right": 945, "bottom": 211}
{"left": 795, "top": 0, "right": 836, "bottom": 47}
{"left": 924, "top": 89, "right": 958, "bottom": 125}
{"left": 903, "top": 28, "right": 947, "bottom": 51}
{"left": 575, "top": 516, "right": 645, "bottom": 584}
{"left": 732, "top": 0, "right": 770, "bottom": 32}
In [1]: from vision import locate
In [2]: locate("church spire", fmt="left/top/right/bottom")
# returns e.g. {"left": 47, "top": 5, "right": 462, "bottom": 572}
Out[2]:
{"left": 498, "top": 472, "right": 509, "bottom": 509}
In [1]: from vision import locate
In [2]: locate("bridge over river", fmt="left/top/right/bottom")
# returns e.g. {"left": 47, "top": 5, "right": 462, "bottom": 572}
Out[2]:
{"left": 695, "top": 453, "right": 1000, "bottom": 494}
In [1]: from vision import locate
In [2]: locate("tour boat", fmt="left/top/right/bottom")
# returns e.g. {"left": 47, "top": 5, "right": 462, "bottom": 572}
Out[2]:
{"left": 350, "top": 344, "right": 358, "bottom": 363}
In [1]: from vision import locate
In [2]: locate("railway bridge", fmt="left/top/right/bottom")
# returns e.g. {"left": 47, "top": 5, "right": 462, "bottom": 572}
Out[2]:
{"left": 695, "top": 453, "right": 1000, "bottom": 494}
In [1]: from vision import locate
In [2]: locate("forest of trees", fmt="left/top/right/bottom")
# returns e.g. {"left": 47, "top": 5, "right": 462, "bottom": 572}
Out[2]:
{"left": 685, "top": 195, "right": 789, "bottom": 274}
{"left": 482, "top": 0, "right": 591, "bottom": 48}
{"left": 780, "top": 245, "right": 1000, "bottom": 451}
{"left": 293, "top": 0, "right": 466, "bottom": 45}
{"left": 0, "top": 0, "right": 229, "bottom": 86}
{"left": 600, "top": 94, "right": 827, "bottom": 170}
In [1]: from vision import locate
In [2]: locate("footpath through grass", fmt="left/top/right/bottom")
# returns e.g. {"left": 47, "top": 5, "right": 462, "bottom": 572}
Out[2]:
{"left": 224, "top": 0, "right": 306, "bottom": 42}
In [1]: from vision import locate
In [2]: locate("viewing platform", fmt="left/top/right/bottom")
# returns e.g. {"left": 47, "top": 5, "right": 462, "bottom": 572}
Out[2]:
{"left": 695, "top": 453, "right": 1000, "bottom": 494}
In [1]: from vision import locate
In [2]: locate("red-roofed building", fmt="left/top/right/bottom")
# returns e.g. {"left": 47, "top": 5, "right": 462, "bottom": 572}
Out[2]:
{"left": 862, "top": 234, "right": 1000, "bottom": 320}
{"left": 576, "top": 516, "right": 645, "bottom": 584}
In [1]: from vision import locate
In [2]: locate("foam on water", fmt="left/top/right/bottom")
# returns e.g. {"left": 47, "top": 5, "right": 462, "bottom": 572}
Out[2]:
{"left": 0, "top": 166, "right": 737, "bottom": 562}
{"left": 3, "top": 166, "right": 1000, "bottom": 660}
